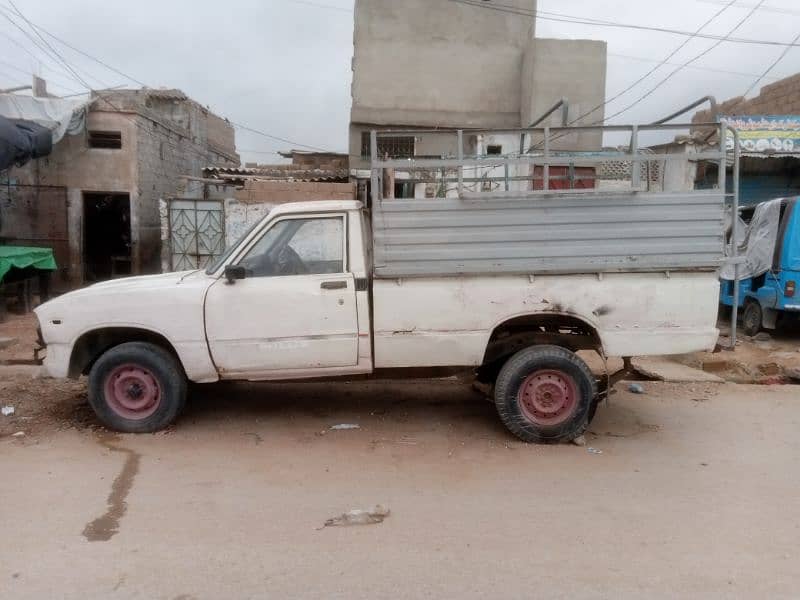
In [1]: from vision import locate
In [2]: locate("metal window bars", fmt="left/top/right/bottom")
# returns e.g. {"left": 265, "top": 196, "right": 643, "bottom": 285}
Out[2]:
{"left": 369, "top": 120, "right": 742, "bottom": 347}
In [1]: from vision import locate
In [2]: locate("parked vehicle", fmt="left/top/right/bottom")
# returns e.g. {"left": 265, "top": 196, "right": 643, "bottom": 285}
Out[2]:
{"left": 35, "top": 123, "right": 732, "bottom": 443}
{"left": 720, "top": 196, "right": 800, "bottom": 336}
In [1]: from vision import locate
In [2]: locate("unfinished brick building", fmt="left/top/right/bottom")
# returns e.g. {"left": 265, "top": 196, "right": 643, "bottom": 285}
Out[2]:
{"left": 4, "top": 88, "right": 238, "bottom": 286}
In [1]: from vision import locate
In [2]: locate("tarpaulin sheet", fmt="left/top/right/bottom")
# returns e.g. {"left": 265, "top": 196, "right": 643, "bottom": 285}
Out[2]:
{"left": 721, "top": 198, "right": 781, "bottom": 281}
{"left": 0, "top": 94, "right": 88, "bottom": 145}
{"left": 0, "top": 246, "right": 57, "bottom": 282}
{"left": 0, "top": 115, "right": 51, "bottom": 170}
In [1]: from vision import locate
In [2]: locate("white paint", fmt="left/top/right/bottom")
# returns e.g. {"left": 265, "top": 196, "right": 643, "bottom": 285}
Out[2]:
{"left": 36, "top": 201, "right": 720, "bottom": 385}
{"left": 204, "top": 273, "right": 360, "bottom": 376}
{"left": 372, "top": 272, "right": 719, "bottom": 367}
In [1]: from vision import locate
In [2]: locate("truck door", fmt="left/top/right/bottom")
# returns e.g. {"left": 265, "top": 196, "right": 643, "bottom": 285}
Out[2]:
{"left": 204, "top": 214, "right": 359, "bottom": 377}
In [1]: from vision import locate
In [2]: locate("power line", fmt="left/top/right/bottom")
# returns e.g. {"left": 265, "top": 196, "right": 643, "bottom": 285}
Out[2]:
{"left": 0, "top": 59, "right": 83, "bottom": 94}
{"left": 608, "top": 52, "right": 782, "bottom": 81}
{"left": 448, "top": 0, "right": 800, "bottom": 48}
{"left": 0, "top": 2, "right": 334, "bottom": 155}
{"left": 570, "top": 0, "right": 738, "bottom": 125}
{"left": 696, "top": 0, "right": 800, "bottom": 16}
{"left": 0, "top": 4, "right": 147, "bottom": 88}
{"left": 0, "top": 6, "right": 103, "bottom": 90}
{"left": 602, "top": 0, "right": 767, "bottom": 123}
{"left": 742, "top": 29, "right": 800, "bottom": 97}
{"left": 230, "top": 121, "right": 332, "bottom": 152}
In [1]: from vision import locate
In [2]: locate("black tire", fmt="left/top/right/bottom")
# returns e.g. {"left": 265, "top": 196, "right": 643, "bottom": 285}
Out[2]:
{"left": 494, "top": 345, "right": 596, "bottom": 444}
{"left": 742, "top": 300, "right": 763, "bottom": 337}
{"left": 88, "top": 341, "right": 187, "bottom": 433}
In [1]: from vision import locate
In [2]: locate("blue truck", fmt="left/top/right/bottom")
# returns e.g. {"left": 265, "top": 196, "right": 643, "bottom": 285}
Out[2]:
{"left": 720, "top": 197, "right": 800, "bottom": 336}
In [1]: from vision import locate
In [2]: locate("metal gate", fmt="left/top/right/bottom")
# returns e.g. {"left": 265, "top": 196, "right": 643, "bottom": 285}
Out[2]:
{"left": 0, "top": 183, "right": 70, "bottom": 288}
{"left": 168, "top": 198, "right": 225, "bottom": 270}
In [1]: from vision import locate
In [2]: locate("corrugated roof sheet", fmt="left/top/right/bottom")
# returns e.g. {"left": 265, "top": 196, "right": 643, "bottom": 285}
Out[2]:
{"left": 203, "top": 165, "right": 349, "bottom": 183}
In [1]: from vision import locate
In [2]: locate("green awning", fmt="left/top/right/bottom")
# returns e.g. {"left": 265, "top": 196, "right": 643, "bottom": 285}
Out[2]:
{"left": 0, "top": 246, "right": 57, "bottom": 282}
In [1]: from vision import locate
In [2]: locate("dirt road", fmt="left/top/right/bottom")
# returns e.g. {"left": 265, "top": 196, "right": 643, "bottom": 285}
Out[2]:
{"left": 2, "top": 374, "right": 799, "bottom": 599}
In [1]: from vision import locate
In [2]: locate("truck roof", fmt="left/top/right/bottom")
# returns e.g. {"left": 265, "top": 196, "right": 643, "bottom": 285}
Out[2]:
{"left": 270, "top": 200, "right": 363, "bottom": 217}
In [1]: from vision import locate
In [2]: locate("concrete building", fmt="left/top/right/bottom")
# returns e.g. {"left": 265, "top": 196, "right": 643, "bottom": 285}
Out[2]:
{"left": 349, "top": 0, "right": 608, "bottom": 175}
{"left": 4, "top": 88, "right": 238, "bottom": 286}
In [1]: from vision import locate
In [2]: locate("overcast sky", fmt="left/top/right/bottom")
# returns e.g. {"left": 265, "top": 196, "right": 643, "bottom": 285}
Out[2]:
{"left": 2, "top": 0, "right": 799, "bottom": 163}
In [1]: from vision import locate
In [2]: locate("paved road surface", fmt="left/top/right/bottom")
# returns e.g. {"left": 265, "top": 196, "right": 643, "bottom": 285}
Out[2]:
{"left": 2, "top": 379, "right": 799, "bottom": 599}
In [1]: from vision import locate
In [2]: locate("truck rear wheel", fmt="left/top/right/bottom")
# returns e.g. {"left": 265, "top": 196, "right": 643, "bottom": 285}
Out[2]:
{"left": 494, "top": 345, "right": 596, "bottom": 444}
{"left": 742, "top": 300, "right": 763, "bottom": 337}
{"left": 88, "top": 342, "right": 187, "bottom": 433}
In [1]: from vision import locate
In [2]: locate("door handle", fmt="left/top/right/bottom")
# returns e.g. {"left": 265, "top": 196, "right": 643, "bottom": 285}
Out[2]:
{"left": 321, "top": 280, "right": 347, "bottom": 290}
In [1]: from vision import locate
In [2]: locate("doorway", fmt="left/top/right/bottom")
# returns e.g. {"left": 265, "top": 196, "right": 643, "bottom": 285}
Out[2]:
{"left": 83, "top": 192, "right": 131, "bottom": 283}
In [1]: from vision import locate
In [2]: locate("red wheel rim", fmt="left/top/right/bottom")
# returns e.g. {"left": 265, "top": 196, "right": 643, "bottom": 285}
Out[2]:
{"left": 103, "top": 363, "right": 161, "bottom": 420}
{"left": 517, "top": 369, "right": 578, "bottom": 427}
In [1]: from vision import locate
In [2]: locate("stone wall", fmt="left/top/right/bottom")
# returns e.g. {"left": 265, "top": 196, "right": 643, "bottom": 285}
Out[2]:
{"left": 694, "top": 73, "right": 800, "bottom": 122}
{"left": 233, "top": 180, "right": 355, "bottom": 204}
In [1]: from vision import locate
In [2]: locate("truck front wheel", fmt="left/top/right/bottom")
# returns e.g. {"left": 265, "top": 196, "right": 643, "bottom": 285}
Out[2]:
{"left": 494, "top": 345, "right": 596, "bottom": 444}
{"left": 88, "top": 342, "right": 187, "bottom": 433}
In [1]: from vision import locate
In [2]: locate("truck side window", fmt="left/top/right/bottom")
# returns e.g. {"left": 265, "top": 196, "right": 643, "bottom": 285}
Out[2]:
{"left": 238, "top": 217, "right": 344, "bottom": 277}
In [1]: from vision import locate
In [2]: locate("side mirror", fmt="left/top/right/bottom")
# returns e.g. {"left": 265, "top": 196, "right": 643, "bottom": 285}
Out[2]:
{"left": 224, "top": 264, "right": 246, "bottom": 284}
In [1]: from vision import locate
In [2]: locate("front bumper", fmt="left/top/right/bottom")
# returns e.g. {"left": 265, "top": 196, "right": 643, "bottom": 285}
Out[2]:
{"left": 41, "top": 343, "right": 71, "bottom": 378}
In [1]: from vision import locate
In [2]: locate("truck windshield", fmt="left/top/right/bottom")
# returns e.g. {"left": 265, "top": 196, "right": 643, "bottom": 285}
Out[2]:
{"left": 205, "top": 218, "right": 264, "bottom": 275}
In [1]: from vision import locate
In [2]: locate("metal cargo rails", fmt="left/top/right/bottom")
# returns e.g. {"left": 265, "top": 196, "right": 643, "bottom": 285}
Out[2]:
{"left": 369, "top": 123, "right": 733, "bottom": 278}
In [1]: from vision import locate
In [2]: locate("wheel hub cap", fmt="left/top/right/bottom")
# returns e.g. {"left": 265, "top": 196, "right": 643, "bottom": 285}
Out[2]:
{"left": 104, "top": 364, "right": 161, "bottom": 420}
{"left": 518, "top": 369, "right": 578, "bottom": 426}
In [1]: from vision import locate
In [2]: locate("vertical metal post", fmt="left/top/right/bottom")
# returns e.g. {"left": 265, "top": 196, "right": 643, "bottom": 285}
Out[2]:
{"left": 457, "top": 129, "right": 464, "bottom": 197}
{"left": 631, "top": 125, "right": 641, "bottom": 189}
{"left": 729, "top": 125, "right": 741, "bottom": 349}
{"left": 543, "top": 127, "right": 550, "bottom": 191}
{"left": 718, "top": 121, "right": 728, "bottom": 191}
{"left": 370, "top": 130, "right": 380, "bottom": 206}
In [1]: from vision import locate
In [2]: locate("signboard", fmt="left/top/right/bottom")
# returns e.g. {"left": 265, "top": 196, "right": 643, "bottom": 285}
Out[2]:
{"left": 722, "top": 115, "right": 800, "bottom": 154}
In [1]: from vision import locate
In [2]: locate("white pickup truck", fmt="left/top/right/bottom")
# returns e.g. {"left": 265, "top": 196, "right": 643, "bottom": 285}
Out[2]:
{"left": 35, "top": 124, "right": 730, "bottom": 443}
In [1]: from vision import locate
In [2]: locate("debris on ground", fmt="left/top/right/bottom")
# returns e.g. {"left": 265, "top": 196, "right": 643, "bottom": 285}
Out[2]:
{"left": 628, "top": 383, "right": 645, "bottom": 394}
{"left": 321, "top": 505, "right": 390, "bottom": 528}
{"left": 587, "top": 447, "right": 603, "bottom": 455}
{"left": 330, "top": 423, "right": 360, "bottom": 430}
{"left": 12, "top": 431, "right": 25, "bottom": 437}
{"left": 1, "top": 405, "right": 15, "bottom": 416}
{"left": 631, "top": 357, "right": 724, "bottom": 383}
{"left": 571, "top": 435, "right": 587, "bottom": 447}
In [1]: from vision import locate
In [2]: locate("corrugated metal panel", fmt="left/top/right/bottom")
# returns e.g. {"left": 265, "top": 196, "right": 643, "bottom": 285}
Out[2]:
{"left": 371, "top": 191, "right": 724, "bottom": 277}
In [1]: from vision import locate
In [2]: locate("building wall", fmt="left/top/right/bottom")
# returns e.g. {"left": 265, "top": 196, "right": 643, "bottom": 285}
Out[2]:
{"left": 234, "top": 180, "right": 356, "bottom": 204}
{"left": 694, "top": 73, "right": 800, "bottom": 121}
{"left": 8, "top": 90, "right": 238, "bottom": 285}
{"left": 523, "top": 38, "right": 607, "bottom": 151}
{"left": 351, "top": 0, "right": 537, "bottom": 129}
{"left": 9, "top": 110, "right": 140, "bottom": 284}
{"left": 349, "top": 0, "right": 607, "bottom": 167}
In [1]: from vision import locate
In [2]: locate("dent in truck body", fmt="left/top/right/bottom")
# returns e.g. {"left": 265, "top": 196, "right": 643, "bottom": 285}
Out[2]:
{"left": 371, "top": 272, "right": 720, "bottom": 368}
